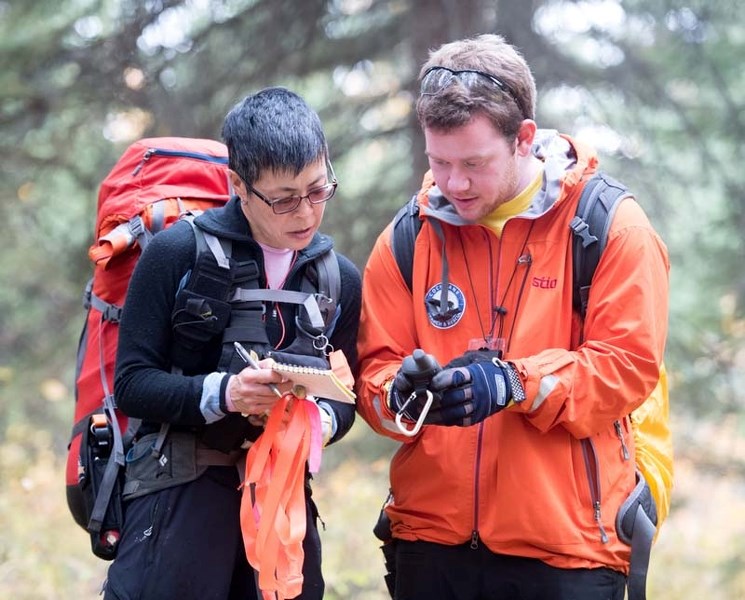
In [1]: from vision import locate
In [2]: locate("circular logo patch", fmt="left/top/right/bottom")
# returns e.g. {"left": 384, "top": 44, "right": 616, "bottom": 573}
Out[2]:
{"left": 425, "top": 283, "right": 465, "bottom": 329}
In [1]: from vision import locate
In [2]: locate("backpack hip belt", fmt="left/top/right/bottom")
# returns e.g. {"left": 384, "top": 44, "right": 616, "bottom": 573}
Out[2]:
{"left": 121, "top": 431, "right": 244, "bottom": 501}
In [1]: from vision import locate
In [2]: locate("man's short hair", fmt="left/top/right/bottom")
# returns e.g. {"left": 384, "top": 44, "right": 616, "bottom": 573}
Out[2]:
{"left": 416, "top": 34, "right": 537, "bottom": 140}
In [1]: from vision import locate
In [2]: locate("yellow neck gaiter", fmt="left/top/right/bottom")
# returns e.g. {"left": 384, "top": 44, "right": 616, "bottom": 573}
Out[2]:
{"left": 480, "top": 168, "right": 543, "bottom": 236}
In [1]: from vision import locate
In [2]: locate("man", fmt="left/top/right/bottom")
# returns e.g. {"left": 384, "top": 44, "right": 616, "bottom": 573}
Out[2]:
{"left": 105, "top": 87, "right": 361, "bottom": 599}
{"left": 356, "top": 34, "right": 669, "bottom": 599}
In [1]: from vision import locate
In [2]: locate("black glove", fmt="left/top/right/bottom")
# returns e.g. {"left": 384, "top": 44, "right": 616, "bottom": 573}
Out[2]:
{"left": 388, "top": 349, "right": 441, "bottom": 422}
{"left": 428, "top": 352, "right": 514, "bottom": 427}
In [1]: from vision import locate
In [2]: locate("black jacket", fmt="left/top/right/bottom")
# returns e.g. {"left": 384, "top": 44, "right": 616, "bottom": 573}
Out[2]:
{"left": 114, "top": 197, "right": 360, "bottom": 447}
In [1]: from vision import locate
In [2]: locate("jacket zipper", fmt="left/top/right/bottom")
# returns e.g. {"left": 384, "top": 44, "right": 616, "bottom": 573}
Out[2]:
{"left": 614, "top": 419, "right": 630, "bottom": 460}
{"left": 470, "top": 422, "right": 485, "bottom": 549}
{"left": 580, "top": 437, "right": 609, "bottom": 543}
{"left": 131, "top": 147, "right": 228, "bottom": 175}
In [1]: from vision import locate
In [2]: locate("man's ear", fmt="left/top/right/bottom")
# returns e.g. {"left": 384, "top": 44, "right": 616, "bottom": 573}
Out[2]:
{"left": 515, "top": 119, "right": 537, "bottom": 156}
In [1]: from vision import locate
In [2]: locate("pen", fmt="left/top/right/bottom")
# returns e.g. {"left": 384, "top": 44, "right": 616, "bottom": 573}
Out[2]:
{"left": 233, "top": 341, "right": 283, "bottom": 398}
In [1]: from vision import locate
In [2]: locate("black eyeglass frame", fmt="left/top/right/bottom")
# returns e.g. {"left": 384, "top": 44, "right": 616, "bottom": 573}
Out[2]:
{"left": 420, "top": 66, "right": 528, "bottom": 120}
{"left": 245, "top": 160, "right": 338, "bottom": 215}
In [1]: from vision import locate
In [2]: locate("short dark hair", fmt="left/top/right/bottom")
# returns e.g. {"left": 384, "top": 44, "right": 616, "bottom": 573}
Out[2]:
{"left": 221, "top": 87, "right": 328, "bottom": 185}
{"left": 416, "top": 34, "right": 536, "bottom": 141}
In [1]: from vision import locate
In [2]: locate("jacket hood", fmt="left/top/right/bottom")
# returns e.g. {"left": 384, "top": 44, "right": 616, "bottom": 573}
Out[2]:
{"left": 422, "top": 130, "right": 599, "bottom": 224}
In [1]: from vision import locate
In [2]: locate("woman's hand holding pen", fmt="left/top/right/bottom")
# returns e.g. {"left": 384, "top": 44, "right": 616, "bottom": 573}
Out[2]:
{"left": 226, "top": 355, "right": 289, "bottom": 419}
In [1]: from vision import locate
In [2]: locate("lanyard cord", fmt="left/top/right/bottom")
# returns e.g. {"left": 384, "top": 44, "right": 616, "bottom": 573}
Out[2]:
{"left": 504, "top": 249, "right": 533, "bottom": 354}
{"left": 459, "top": 227, "right": 491, "bottom": 344}
{"left": 495, "top": 222, "right": 534, "bottom": 341}
{"left": 459, "top": 222, "right": 535, "bottom": 351}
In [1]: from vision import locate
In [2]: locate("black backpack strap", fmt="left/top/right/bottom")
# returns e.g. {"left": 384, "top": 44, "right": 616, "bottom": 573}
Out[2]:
{"left": 294, "top": 247, "right": 340, "bottom": 335}
{"left": 170, "top": 218, "right": 240, "bottom": 371}
{"left": 616, "top": 470, "right": 658, "bottom": 600}
{"left": 569, "top": 172, "right": 632, "bottom": 319}
{"left": 85, "top": 392, "right": 127, "bottom": 559}
{"left": 278, "top": 248, "right": 341, "bottom": 356}
{"left": 390, "top": 194, "right": 449, "bottom": 319}
{"left": 390, "top": 194, "right": 422, "bottom": 292}
{"left": 313, "top": 248, "right": 340, "bottom": 320}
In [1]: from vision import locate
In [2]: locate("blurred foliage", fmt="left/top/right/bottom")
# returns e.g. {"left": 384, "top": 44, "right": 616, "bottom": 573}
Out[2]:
{"left": 1, "top": 0, "right": 744, "bottom": 597}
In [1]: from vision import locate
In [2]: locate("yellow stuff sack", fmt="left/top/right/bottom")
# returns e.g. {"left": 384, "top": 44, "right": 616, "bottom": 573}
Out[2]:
{"left": 631, "top": 363, "right": 673, "bottom": 532}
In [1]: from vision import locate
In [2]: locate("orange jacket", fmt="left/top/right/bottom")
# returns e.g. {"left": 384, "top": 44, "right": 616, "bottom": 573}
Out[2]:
{"left": 355, "top": 133, "right": 670, "bottom": 574}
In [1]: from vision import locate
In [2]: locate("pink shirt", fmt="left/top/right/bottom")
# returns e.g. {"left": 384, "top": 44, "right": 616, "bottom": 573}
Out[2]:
{"left": 259, "top": 242, "right": 295, "bottom": 289}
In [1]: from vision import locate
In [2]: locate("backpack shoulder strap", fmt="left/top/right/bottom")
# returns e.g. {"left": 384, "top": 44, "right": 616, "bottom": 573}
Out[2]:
{"left": 183, "top": 216, "right": 341, "bottom": 359}
{"left": 391, "top": 194, "right": 422, "bottom": 292}
{"left": 392, "top": 174, "right": 632, "bottom": 315}
{"left": 183, "top": 213, "right": 233, "bottom": 269}
{"left": 569, "top": 172, "right": 632, "bottom": 318}
{"left": 318, "top": 247, "right": 341, "bottom": 331}
{"left": 313, "top": 247, "right": 340, "bottom": 313}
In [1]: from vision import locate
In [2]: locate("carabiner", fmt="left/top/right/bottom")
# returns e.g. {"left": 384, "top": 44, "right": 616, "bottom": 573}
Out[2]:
{"left": 395, "top": 390, "right": 434, "bottom": 437}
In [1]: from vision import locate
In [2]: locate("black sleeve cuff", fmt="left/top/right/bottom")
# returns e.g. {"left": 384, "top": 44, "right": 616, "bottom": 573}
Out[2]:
{"left": 219, "top": 374, "right": 231, "bottom": 413}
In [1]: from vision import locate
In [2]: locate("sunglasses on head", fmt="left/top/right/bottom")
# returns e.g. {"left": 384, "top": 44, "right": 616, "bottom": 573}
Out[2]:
{"left": 420, "top": 66, "right": 527, "bottom": 120}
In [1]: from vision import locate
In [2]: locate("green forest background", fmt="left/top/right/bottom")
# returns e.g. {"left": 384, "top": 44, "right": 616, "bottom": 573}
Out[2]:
{"left": 1, "top": 0, "right": 744, "bottom": 598}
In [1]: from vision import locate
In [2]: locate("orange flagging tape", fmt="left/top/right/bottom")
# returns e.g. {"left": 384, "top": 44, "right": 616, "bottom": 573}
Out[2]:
{"left": 240, "top": 393, "right": 323, "bottom": 599}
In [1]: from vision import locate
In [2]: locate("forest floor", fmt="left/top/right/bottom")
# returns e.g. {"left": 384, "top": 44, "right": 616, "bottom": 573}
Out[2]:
{"left": 1, "top": 416, "right": 743, "bottom": 599}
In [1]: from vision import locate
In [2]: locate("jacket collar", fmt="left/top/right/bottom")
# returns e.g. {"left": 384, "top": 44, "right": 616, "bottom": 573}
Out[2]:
{"left": 421, "top": 130, "right": 599, "bottom": 224}
{"left": 193, "top": 196, "right": 334, "bottom": 262}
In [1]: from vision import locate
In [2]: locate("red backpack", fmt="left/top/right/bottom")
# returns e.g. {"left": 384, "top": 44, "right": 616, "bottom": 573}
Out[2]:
{"left": 66, "top": 137, "right": 232, "bottom": 559}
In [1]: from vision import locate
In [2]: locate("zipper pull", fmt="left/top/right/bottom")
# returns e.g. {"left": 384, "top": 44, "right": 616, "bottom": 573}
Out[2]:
{"left": 131, "top": 148, "right": 155, "bottom": 175}
{"left": 614, "top": 420, "right": 630, "bottom": 461}
{"left": 593, "top": 501, "right": 609, "bottom": 544}
{"left": 470, "top": 530, "right": 479, "bottom": 550}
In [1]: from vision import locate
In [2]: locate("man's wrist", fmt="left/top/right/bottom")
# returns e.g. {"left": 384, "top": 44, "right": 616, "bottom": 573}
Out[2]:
{"left": 505, "top": 364, "right": 526, "bottom": 404}
{"left": 384, "top": 378, "right": 399, "bottom": 411}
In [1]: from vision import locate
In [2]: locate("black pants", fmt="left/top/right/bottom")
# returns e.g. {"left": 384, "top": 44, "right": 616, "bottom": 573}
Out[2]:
{"left": 394, "top": 540, "right": 626, "bottom": 600}
{"left": 104, "top": 466, "right": 324, "bottom": 600}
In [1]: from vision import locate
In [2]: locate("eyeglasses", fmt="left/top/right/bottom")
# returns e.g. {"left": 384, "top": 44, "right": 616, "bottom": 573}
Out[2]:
{"left": 245, "top": 162, "right": 337, "bottom": 215}
{"left": 420, "top": 66, "right": 527, "bottom": 120}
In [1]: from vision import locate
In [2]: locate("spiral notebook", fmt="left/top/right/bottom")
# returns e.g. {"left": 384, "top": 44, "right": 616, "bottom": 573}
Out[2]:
{"left": 271, "top": 362, "right": 356, "bottom": 404}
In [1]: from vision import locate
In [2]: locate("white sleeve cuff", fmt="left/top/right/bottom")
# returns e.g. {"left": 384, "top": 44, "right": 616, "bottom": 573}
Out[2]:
{"left": 200, "top": 372, "right": 228, "bottom": 424}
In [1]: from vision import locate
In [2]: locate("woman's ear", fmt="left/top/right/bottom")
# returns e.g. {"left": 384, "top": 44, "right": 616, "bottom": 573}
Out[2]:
{"left": 228, "top": 169, "right": 244, "bottom": 195}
